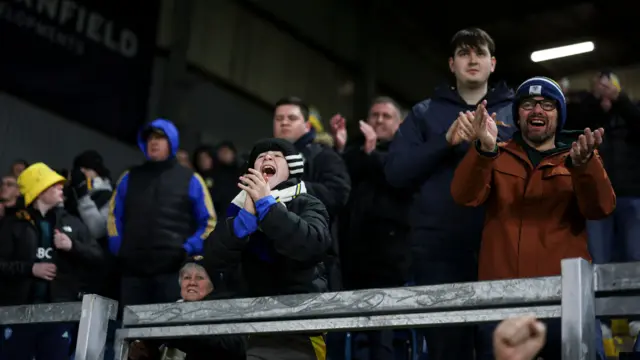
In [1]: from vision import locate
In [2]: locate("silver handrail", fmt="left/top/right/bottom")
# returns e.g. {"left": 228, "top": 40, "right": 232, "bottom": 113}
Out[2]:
{"left": 112, "top": 259, "right": 640, "bottom": 360}
{"left": 0, "top": 294, "right": 118, "bottom": 360}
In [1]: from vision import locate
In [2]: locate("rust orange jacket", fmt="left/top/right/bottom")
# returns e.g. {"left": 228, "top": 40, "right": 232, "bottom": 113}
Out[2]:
{"left": 451, "top": 135, "right": 616, "bottom": 281}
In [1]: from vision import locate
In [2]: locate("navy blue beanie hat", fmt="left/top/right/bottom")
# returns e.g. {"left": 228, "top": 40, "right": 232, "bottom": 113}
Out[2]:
{"left": 513, "top": 76, "right": 567, "bottom": 131}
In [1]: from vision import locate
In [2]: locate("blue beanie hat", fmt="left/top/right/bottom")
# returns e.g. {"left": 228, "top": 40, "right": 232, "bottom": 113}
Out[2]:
{"left": 513, "top": 76, "right": 567, "bottom": 130}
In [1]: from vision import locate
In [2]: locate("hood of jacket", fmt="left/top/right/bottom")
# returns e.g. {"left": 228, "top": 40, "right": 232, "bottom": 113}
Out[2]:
{"left": 137, "top": 119, "right": 180, "bottom": 160}
{"left": 432, "top": 81, "right": 514, "bottom": 108}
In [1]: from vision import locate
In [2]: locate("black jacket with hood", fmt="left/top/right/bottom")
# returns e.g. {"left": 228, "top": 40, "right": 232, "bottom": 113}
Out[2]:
{"left": 0, "top": 206, "right": 103, "bottom": 306}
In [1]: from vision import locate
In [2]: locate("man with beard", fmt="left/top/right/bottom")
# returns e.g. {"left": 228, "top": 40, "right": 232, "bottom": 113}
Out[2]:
{"left": 450, "top": 76, "right": 614, "bottom": 359}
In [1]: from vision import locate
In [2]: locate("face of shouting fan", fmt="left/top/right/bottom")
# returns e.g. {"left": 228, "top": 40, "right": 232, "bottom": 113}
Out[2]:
{"left": 253, "top": 151, "right": 290, "bottom": 189}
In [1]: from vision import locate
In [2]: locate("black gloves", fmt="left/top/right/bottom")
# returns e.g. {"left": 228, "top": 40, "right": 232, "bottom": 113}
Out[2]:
{"left": 70, "top": 168, "right": 90, "bottom": 199}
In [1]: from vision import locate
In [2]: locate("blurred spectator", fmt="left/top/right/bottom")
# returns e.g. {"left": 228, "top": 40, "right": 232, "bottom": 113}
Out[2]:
{"left": 176, "top": 149, "right": 192, "bottom": 169}
{"left": 329, "top": 97, "right": 413, "bottom": 359}
{"left": 384, "top": 27, "right": 516, "bottom": 360}
{"left": 0, "top": 163, "right": 102, "bottom": 360}
{"left": 10, "top": 159, "right": 29, "bottom": 178}
{"left": 108, "top": 119, "right": 217, "bottom": 306}
{"left": 192, "top": 142, "right": 241, "bottom": 221}
{"left": 0, "top": 174, "right": 20, "bottom": 224}
{"left": 564, "top": 71, "right": 640, "bottom": 264}
{"left": 67, "top": 150, "right": 119, "bottom": 300}
{"left": 206, "top": 138, "right": 330, "bottom": 360}
{"left": 127, "top": 256, "right": 246, "bottom": 360}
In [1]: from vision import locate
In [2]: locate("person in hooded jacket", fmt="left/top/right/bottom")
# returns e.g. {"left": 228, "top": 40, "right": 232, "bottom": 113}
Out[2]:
{"left": 206, "top": 138, "right": 331, "bottom": 360}
{"left": 108, "top": 119, "right": 217, "bottom": 306}
{"left": 0, "top": 163, "right": 103, "bottom": 360}
{"left": 451, "top": 76, "right": 613, "bottom": 359}
{"left": 383, "top": 28, "right": 516, "bottom": 360}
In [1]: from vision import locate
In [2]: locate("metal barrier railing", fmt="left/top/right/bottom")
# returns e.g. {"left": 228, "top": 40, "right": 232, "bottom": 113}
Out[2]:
{"left": 0, "top": 294, "right": 118, "bottom": 360}
{"left": 112, "top": 258, "right": 640, "bottom": 360}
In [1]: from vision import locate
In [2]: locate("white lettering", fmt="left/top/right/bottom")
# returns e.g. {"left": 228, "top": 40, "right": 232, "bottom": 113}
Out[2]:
{"left": 120, "top": 28, "right": 137, "bottom": 57}
{"left": 2, "top": 0, "right": 140, "bottom": 58}
{"left": 36, "top": 0, "right": 57, "bottom": 20}
{"left": 85, "top": 11, "right": 101, "bottom": 43}
{"left": 36, "top": 247, "right": 53, "bottom": 260}
{"left": 58, "top": 0, "right": 73, "bottom": 25}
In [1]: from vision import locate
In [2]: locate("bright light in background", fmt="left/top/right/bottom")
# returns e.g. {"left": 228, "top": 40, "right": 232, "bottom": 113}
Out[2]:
{"left": 530, "top": 41, "right": 595, "bottom": 62}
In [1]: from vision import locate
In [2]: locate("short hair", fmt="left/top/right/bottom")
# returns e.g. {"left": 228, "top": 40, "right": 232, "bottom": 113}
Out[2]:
{"left": 450, "top": 28, "right": 495, "bottom": 57}
{"left": 275, "top": 96, "right": 310, "bottom": 122}
{"left": 370, "top": 96, "right": 403, "bottom": 119}
{"left": 178, "top": 263, "right": 210, "bottom": 285}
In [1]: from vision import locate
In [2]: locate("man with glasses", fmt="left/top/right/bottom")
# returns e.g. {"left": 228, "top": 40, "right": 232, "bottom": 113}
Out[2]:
{"left": 450, "top": 77, "right": 613, "bottom": 359}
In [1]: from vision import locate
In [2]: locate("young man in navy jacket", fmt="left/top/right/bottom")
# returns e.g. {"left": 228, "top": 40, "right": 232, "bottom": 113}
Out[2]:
{"left": 384, "top": 28, "right": 517, "bottom": 360}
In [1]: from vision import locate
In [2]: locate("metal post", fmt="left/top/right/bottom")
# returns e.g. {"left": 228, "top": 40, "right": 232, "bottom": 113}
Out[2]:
{"left": 74, "top": 295, "right": 118, "bottom": 360}
{"left": 561, "top": 258, "right": 596, "bottom": 360}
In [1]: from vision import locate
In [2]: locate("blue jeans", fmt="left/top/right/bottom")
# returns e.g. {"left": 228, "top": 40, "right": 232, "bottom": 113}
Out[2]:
{"left": 587, "top": 197, "right": 640, "bottom": 264}
{"left": 477, "top": 319, "right": 606, "bottom": 360}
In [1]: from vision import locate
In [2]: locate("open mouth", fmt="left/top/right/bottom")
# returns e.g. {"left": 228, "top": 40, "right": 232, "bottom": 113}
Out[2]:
{"left": 187, "top": 289, "right": 198, "bottom": 294}
{"left": 261, "top": 164, "right": 276, "bottom": 177}
{"left": 528, "top": 118, "right": 546, "bottom": 128}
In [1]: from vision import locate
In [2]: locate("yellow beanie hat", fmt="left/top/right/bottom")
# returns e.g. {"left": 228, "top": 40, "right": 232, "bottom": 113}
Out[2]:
{"left": 17, "top": 163, "right": 66, "bottom": 206}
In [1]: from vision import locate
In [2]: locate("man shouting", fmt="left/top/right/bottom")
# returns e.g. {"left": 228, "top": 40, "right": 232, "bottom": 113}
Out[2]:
{"left": 451, "top": 76, "right": 614, "bottom": 359}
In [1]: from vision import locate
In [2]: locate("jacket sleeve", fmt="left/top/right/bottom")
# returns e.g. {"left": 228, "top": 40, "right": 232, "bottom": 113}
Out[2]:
{"left": 76, "top": 189, "right": 112, "bottom": 240}
{"left": 258, "top": 194, "right": 331, "bottom": 263}
{"left": 66, "top": 218, "right": 104, "bottom": 266}
{"left": 205, "top": 218, "right": 248, "bottom": 271}
{"left": 184, "top": 174, "right": 217, "bottom": 256}
{"left": 451, "top": 142, "right": 497, "bottom": 207}
{"left": 304, "top": 147, "right": 351, "bottom": 215}
{"left": 569, "top": 151, "right": 616, "bottom": 219}
{"left": 0, "top": 220, "right": 33, "bottom": 278}
{"left": 385, "top": 102, "right": 456, "bottom": 188}
{"left": 107, "top": 171, "right": 129, "bottom": 255}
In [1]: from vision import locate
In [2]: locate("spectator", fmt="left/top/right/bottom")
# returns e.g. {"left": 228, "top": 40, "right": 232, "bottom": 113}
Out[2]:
{"left": 10, "top": 159, "right": 29, "bottom": 178}
{"left": 0, "top": 163, "right": 102, "bottom": 360}
{"left": 450, "top": 77, "right": 612, "bottom": 359}
{"left": 206, "top": 138, "right": 331, "bottom": 360}
{"left": 329, "top": 97, "right": 413, "bottom": 359}
{"left": 67, "top": 150, "right": 119, "bottom": 301}
{"left": 0, "top": 174, "right": 20, "bottom": 224}
{"left": 564, "top": 71, "right": 640, "bottom": 265}
{"left": 127, "top": 256, "right": 246, "bottom": 360}
{"left": 193, "top": 141, "right": 241, "bottom": 221}
{"left": 108, "top": 119, "right": 217, "bottom": 306}
{"left": 176, "top": 149, "right": 192, "bottom": 169}
{"left": 384, "top": 27, "right": 516, "bottom": 360}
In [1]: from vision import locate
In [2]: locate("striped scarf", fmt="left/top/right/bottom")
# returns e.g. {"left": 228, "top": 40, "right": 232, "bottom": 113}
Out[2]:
{"left": 227, "top": 180, "right": 307, "bottom": 217}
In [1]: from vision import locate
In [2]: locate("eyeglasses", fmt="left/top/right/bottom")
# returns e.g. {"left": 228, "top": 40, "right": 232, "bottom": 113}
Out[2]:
{"left": 520, "top": 99, "right": 556, "bottom": 111}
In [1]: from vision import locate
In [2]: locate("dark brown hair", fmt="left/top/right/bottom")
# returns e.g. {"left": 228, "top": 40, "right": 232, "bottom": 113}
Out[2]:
{"left": 450, "top": 28, "right": 495, "bottom": 57}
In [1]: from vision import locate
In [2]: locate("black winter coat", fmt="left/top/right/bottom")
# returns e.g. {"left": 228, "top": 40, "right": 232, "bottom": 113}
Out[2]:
{"left": 206, "top": 193, "right": 331, "bottom": 297}
{"left": 0, "top": 206, "right": 103, "bottom": 306}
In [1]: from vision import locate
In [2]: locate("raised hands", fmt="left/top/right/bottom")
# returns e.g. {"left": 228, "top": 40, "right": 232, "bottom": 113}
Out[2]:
{"left": 570, "top": 128, "right": 604, "bottom": 167}
{"left": 446, "top": 111, "right": 475, "bottom": 146}
{"left": 239, "top": 169, "right": 271, "bottom": 202}
{"left": 473, "top": 100, "right": 498, "bottom": 152}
